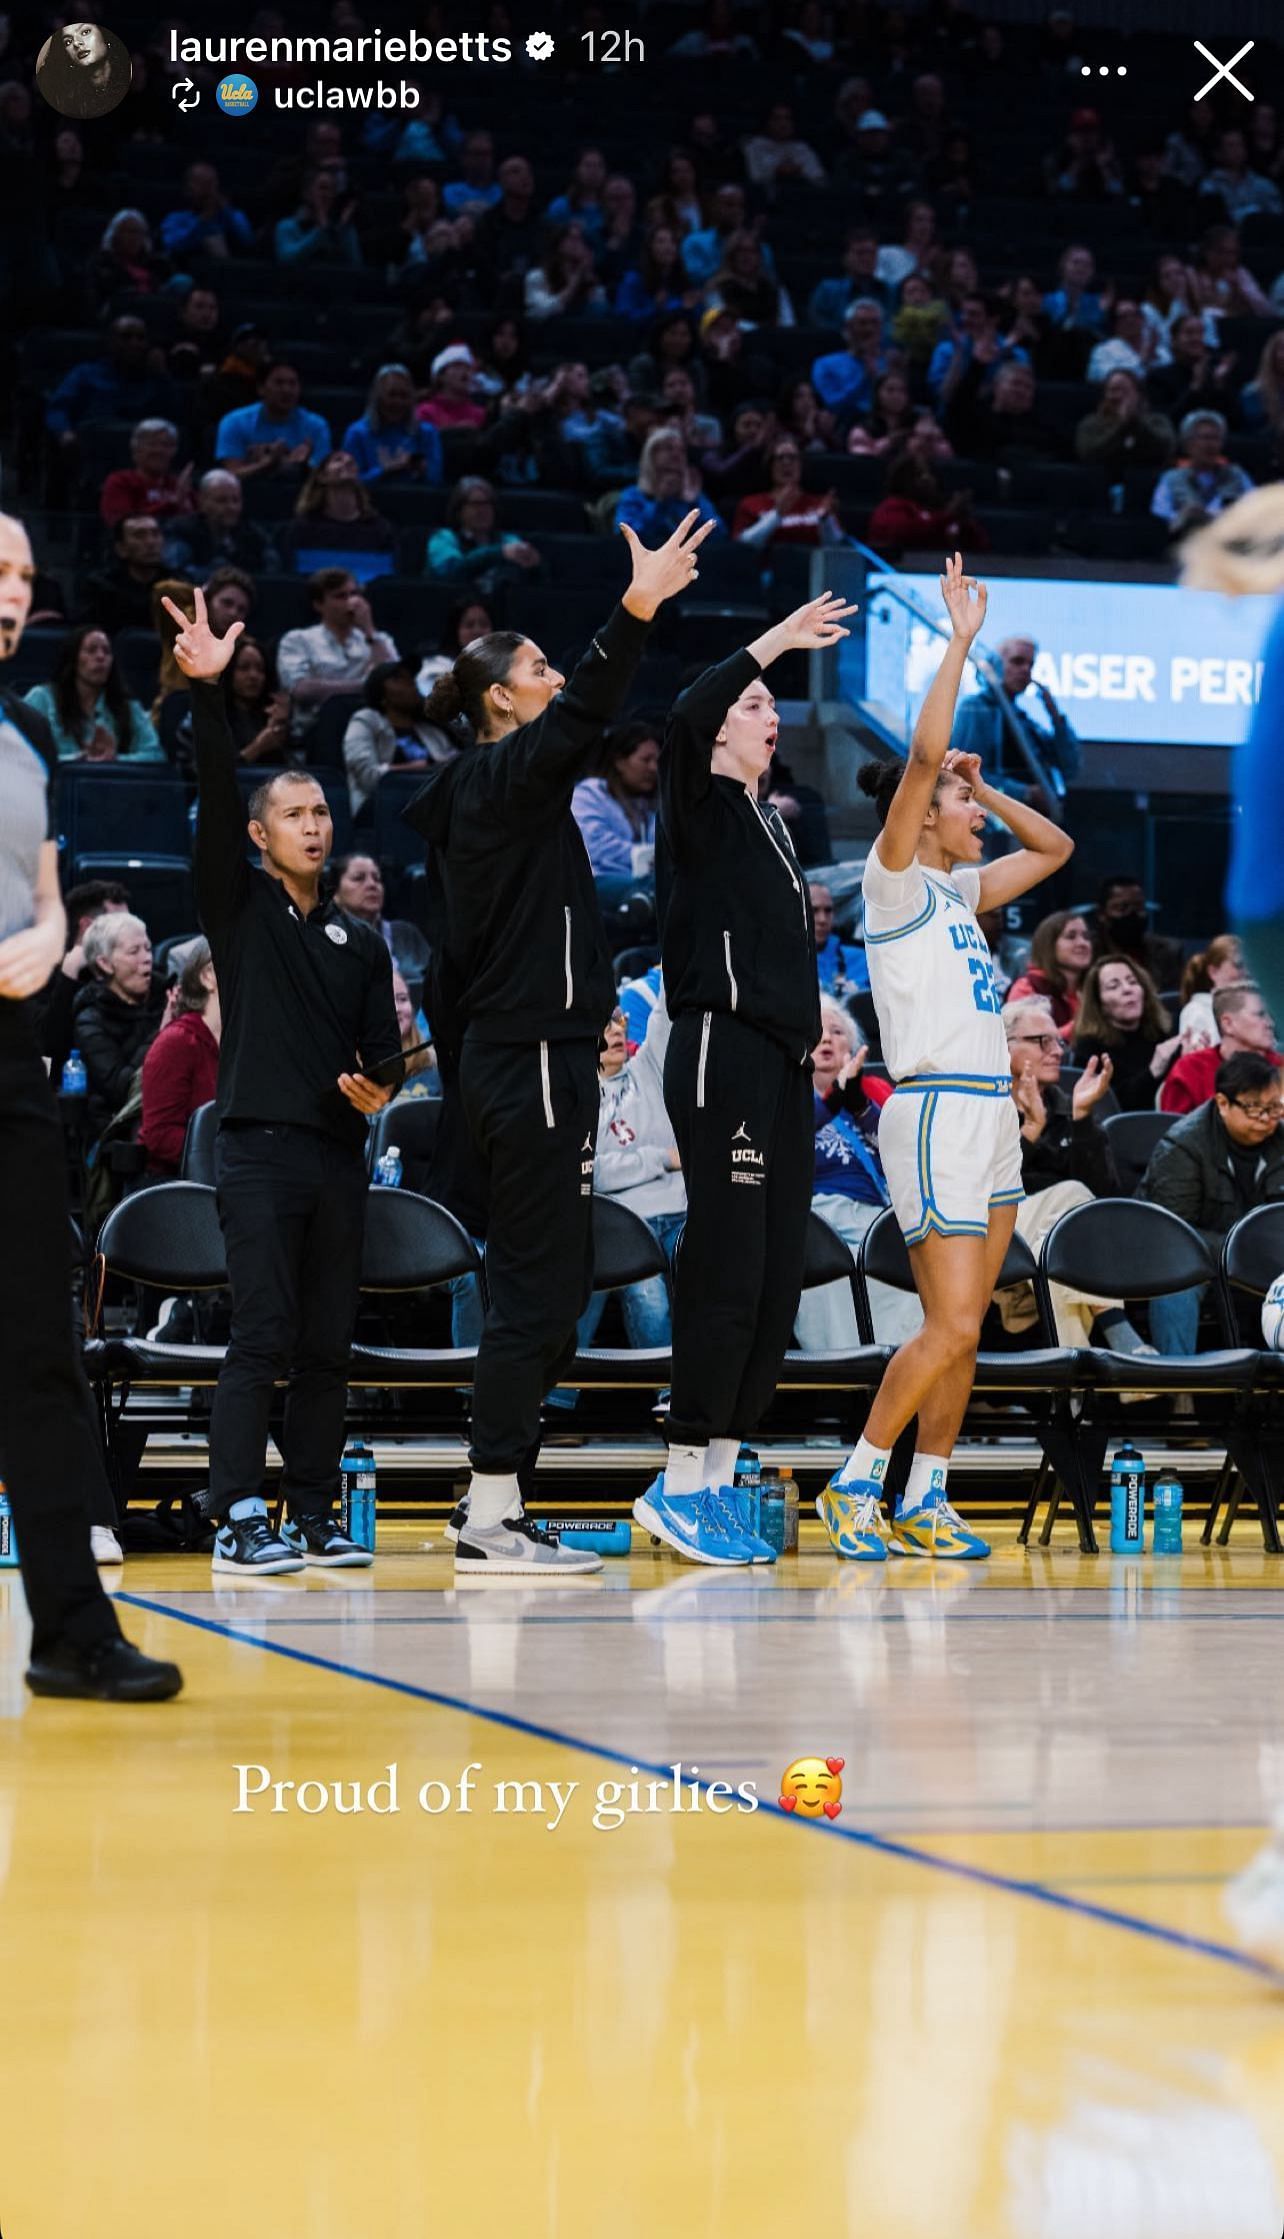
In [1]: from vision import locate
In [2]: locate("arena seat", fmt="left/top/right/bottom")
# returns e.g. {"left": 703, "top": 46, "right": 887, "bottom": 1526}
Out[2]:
{"left": 345, "top": 1189, "right": 482, "bottom": 1436}
{"left": 367, "top": 1099, "right": 441, "bottom": 1194}
{"left": 180, "top": 1101, "right": 218, "bottom": 1188}
{"left": 71, "top": 853, "right": 195, "bottom": 942}
{"left": 1035, "top": 1198, "right": 1277, "bottom": 1550}
{"left": 85, "top": 1185, "right": 232, "bottom": 1453}
{"left": 1101, "top": 1109, "right": 1175, "bottom": 1195}
{"left": 568, "top": 1198, "right": 673, "bottom": 1396}
{"left": 58, "top": 765, "right": 189, "bottom": 865}
{"left": 774, "top": 1213, "right": 891, "bottom": 1429}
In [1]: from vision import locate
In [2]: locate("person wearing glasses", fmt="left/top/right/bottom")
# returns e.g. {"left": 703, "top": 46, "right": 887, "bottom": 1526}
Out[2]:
{"left": 1140, "top": 1051, "right": 1284, "bottom": 1353}
{"left": 1000, "top": 997, "right": 1150, "bottom": 1354}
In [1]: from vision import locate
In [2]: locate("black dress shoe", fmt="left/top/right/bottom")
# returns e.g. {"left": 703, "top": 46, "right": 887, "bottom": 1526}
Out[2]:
{"left": 25, "top": 1636, "right": 184, "bottom": 1702}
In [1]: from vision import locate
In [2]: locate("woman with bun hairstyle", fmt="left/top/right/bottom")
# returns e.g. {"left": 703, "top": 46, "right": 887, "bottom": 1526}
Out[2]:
{"left": 402, "top": 509, "right": 712, "bottom": 1578}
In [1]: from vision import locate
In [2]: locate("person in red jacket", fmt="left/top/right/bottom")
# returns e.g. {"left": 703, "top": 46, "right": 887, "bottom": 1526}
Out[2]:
{"left": 99, "top": 419, "right": 196, "bottom": 529}
{"left": 866, "top": 435, "right": 989, "bottom": 558}
{"left": 139, "top": 937, "right": 221, "bottom": 1175}
{"left": 1160, "top": 980, "right": 1281, "bottom": 1115}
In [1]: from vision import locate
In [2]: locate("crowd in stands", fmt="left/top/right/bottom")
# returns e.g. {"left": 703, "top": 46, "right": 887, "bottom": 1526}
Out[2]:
{"left": 7, "top": 2, "right": 1284, "bottom": 1377}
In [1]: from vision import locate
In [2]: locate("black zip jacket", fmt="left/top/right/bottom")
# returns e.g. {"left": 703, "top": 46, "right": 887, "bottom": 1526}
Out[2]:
{"left": 1140, "top": 1100, "right": 1284, "bottom": 1254}
{"left": 190, "top": 678, "right": 402, "bottom": 1147}
{"left": 660, "top": 649, "right": 821, "bottom": 1064}
{"left": 402, "top": 601, "right": 649, "bottom": 1050}
{"left": 1019, "top": 1081, "right": 1121, "bottom": 1199}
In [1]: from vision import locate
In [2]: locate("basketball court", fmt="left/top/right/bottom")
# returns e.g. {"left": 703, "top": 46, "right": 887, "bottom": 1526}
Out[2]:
{"left": 4, "top": 1516, "right": 1282, "bottom": 2239}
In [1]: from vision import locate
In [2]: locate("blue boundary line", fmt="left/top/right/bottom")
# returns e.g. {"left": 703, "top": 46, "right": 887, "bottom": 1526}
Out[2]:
{"left": 118, "top": 1590, "right": 1282, "bottom": 1987}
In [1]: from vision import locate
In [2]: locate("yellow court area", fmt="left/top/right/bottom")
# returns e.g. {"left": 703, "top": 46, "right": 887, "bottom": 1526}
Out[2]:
{"left": 3, "top": 1524, "right": 1284, "bottom": 2238}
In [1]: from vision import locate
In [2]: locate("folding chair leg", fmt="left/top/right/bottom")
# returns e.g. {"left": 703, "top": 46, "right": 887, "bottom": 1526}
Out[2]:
{"left": 1221, "top": 1402, "right": 1284, "bottom": 1552}
{"left": 1202, "top": 1453, "right": 1234, "bottom": 1546}
{"left": 1018, "top": 1450, "right": 1052, "bottom": 1545}
{"left": 1036, "top": 1403, "right": 1103, "bottom": 1554}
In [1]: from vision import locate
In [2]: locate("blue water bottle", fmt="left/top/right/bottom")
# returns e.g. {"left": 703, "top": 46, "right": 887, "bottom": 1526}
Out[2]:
{"left": 60, "top": 1049, "right": 87, "bottom": 1097}
{"left": 0, "top": 1484, "right": 17, "bottom": 1567}
{"left": 340, "top": 1440, "right": 376, "bottom": 1550}
{"left": 733, "top": 1445, "right": 762, "bottom": 1538}
{"left": 1152, "top": 1469, "right": 1184, "bottom": 1555}
{"left": 1109, "top": 1440, "right": 1146, "bottom": 1554}
{"left": 373, "top": 1146, "right": 402, "bottom": 1189}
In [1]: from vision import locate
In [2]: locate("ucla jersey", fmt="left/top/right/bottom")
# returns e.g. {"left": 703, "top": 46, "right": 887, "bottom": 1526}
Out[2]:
{"left": 860, "top": 846, "right": 1009, "bottom": 1083}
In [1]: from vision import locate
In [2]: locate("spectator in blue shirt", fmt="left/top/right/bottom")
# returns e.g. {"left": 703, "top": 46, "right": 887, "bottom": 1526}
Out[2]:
{"left": 158, "top": 162, "right": 254, "bottom": 262}
{"left": 1043, "top": 243, "right": 1109, "bottom": 337}
{"left": 682, "top": 184, "right": 777, "bottom": 289}
{"left": 806, "top": 225, "right": 891, "bottom": 329}
{"left": 274, "top": 170, "right": 364, "bottom": 267}
{"left": 809, "top": 883, "right": 870, "bottom": 996}
{"left": 442, "top": 128, "right": 502, "bottom": 217}
{"left": 546, "top": 146, "right": 610, "bottom": 246}
{"left": 214, "top": 362, "right": 332, "bottom": 482}
{"left": 554, "top": 363, "right": 633, "bottom": 482}
{"left": 342, "top": 365, "right": 443, "bottom": 485}
{"left": 45, "top": 315, "right": 179, "bottom": 443}
{"left": 572, "top": 721, "right": 661, "bottom": 909}
{"left": 615, "top": 225, "right": 702, "bottom": 324}
{"left": 612, "top": 429, "right": 726, "bottom": 541}
{"left": 927, "top": 292, "right": 1030, "bottom": 406}
{"left": 811, "top": 300, "right": 894, "bottom": 419}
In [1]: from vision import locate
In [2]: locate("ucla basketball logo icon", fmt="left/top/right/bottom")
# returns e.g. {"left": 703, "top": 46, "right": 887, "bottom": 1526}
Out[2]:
{"left": 216, "top": 73, "right": 258, "bottom": 115}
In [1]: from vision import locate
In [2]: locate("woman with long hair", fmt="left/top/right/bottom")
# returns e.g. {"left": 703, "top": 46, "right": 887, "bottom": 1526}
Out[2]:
{"left": 473, "top": 316, "right": 531, "bottom": 402}
{"left": 571, "top": 718, "right": 661, "bottom": 909}
{"left": 615, "top": 223, "right": 700, "bottom": 325}
{"left": 281, "top": 450, "right": 397, "bottom": 571}
{"left": 706, "top": 229, "right": 793, "bottom": 329}
{"left": 545, "top": 145, "right": 610, "bottom": 244}
{"left": 649, "top": 148, "right": 704, "bottom": 237}
{"left": 1178, "top": 931, "right": 1245, "bottom": 1044}
{"left": 732, "top": 434, "right": 844, "bottom": 548}
{"left": 139, "top": 938, "right": 221, "bottom": 1177}
{"left": 416, "top": 595, "right": 496, "bottom": 692}
{"left": 614, "top": 428, "right": 725, "bottom": 542}
{"left": 161, "top": 632, "right": 293, "bottom": 770}
{"left": 24, "top": 626, "right": 161, "bottom": 762}
{"left": 1072, "top": 955, "right": 1178, "bottom": 1110}
{"left": 341, "top": 363, "right": 443, "bottom": 485}
{"left": 845, "top": 368, "right": 918, "bottom": 455}
{"left": 524, "top": 222, "right": 609, "bottom": 323}
{"left": 866, "top": 438, "right": 985, "bottom": 557}
{"left": 403, "top": 511, "right": 711, "bottom": 1574}
{"left": 1006, "top": 910, "right": 1094, "bottom": 1036}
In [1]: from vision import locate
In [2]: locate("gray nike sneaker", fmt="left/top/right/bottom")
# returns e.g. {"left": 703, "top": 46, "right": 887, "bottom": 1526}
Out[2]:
{"left": 453, "top": 1514, "right": 603, "bottom": 1577}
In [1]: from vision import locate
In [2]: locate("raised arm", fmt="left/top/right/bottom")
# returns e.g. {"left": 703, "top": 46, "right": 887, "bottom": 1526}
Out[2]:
{"left": 162, "top": 585, "right": 249, "bottom": 938}
{"left": 878, "top": 554, "right": 986, "bottom": 873}
{"left": 664, "top": 590, "right": 856, "bottom": 817}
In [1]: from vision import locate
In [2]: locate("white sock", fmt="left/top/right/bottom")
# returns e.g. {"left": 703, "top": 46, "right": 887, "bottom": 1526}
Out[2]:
{"left": 466, "top": 1472, "right": 522, "bottom": 1531}
{"left": 837, "top": 1437, "right": 893, "bottom": 1492}
{"left": 902, "top": 1452, "right": 951, "bottom": 1512}
{"left": 702, "top": 1437, "right": 740, "bottom": 1490}
{"left": 665, "top": 1443, "right": 708, "bottom": 1497}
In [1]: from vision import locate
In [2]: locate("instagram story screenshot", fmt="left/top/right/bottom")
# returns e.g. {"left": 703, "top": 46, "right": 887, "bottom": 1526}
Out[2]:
{"left": 5, "top": 4, "right": 1284, "bottom": 2237}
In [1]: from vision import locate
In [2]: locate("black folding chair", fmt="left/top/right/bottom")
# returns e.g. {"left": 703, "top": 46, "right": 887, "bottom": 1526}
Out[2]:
{"left": 1210, "top": 1204, "right": 1284, "bottom": 1545}
{"left": 1036, "top": 1198, "right": 1270, "bottom": 1549}
{"left": 366, "top": 1098, "right": 442, "bottom": 1196}
{"left": 347, "top": 1189, "right": 484, "bottom": 1435}
{"left": 569, "top": 1198, "right": 673, "bottom": 1403}
{"left": 1101, "top": 1109, "right": 1176, "bottom": 1196}
{"left": 855, "top": 1207, "right": 1091, "bottom": 1546}
{"left": 180, "top": 1100, "right": 219, "bottom": 1187}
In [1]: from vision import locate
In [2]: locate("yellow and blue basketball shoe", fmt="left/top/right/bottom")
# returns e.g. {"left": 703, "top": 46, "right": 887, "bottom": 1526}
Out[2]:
{"left": 892, "top": 1482, "right": 990, "bottom": 1560}
{"left": 818, "top": 1480, "right": 888, "bottom": 1561}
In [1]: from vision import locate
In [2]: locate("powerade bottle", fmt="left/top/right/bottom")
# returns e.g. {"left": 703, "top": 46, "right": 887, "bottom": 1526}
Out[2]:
{"left": 340, "top": 1440, "right": 376, "bottom": 1550}
{"left": 1109, "top": 1440, "right": 1146, "bottom": 1554}
{"left": 60, "top": 1049, "right": 87, "bottom": 1097}
{"left": 373, "top": 1146, "right": 402, "bottom": 1189}
{"left": 0, "top": 1483, "right": 17, "bottom": 1567}
{"left": 1152, "top": 1469, "right": 1184, "bottom": 1556}
{"left": 733, "top": 1446, "right": 762, "bottom": 1539}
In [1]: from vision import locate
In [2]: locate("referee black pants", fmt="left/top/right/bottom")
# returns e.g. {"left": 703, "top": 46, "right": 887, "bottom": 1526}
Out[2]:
{"left": 0, "top": 1002, "right": 121, "bottom": 1656}
{"left": 459, "top": 1037, "right": 599, "bottom": 1475}
{"left": 665, "top": 1010, "right": 814, "bottom": 1448}
{"left": 208, "top": 1122, "right": 369, "bottom": 1520}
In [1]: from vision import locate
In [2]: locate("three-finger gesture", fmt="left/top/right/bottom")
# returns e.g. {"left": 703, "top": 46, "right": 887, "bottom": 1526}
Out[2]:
{"left": 161, "top": 583, "right": 243, "bottom": 681}
{"left": 778, "top": 590, "right": 858, "bottom": 651}
{"left": 619, "top": 508, "right": 716, "bottom": 620}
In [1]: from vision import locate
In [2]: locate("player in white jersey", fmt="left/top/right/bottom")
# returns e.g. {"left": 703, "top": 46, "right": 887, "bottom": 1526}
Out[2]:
{"left": 822, "top": 556, "right": 1074, "bottom": 1561}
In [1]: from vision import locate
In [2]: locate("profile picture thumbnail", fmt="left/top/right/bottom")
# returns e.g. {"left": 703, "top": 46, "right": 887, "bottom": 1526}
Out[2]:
{"left": 36, "top": 21, "right": 132, "bottom": 119}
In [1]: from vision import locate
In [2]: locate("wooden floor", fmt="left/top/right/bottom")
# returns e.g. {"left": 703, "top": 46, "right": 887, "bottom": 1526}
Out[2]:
{"left": 3, "top": 1523, "right": 1284, "bottom": 2238}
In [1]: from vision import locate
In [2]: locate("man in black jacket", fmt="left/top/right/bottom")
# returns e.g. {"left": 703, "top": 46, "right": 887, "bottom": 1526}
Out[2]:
{"left": 163, "top": 584, "right": 403, "bottom": 1575}
{"left": 1141, "top": 1050, "right": 1284, "bottom": 1352}
{"left": 1000, "top": 995, "right": 1150, "bottom": 1351}
{"left": 404, "top": 511, "right": 711, "bottom": 1576}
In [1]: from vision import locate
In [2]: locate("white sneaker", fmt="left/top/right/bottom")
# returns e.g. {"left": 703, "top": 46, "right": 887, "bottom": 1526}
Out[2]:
{"left": 90, "top": 1525, "right": 124, "bottom": 1567}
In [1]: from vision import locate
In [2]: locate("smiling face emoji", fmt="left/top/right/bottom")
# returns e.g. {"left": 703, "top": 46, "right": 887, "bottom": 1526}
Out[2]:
{"left": 779, "top": 1757, "right": 844, "bottom": 1819}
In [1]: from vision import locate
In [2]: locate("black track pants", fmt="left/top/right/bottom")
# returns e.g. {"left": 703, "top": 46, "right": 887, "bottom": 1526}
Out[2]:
{"left": 460, "top": 1037, "right": 599, "bottom": 1474}
{"left": 0, "top": 1002, "right": 121, "bottom": 1656}
{"left": 664, "top": 1010, "right": 814, "bottom": 1446}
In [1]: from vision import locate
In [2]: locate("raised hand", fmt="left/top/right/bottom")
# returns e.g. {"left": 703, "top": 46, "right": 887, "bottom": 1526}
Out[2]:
{"left": 1072, "top": 1052, "right": 1113, "bottom": 1119}
{"left": 619, "top": 508, "right": 716, "bottom": 621}
{"left": 939, "top": 551, "right": 987, "bottom": 643}
{"left": 161, "top": 583, "right": 243, "bottom": 681}
{"left": 942, "top": 746, "right": 984, "bottom": 796}
{"left": 776, "top": 590, "right": 858, "bottom": 650}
